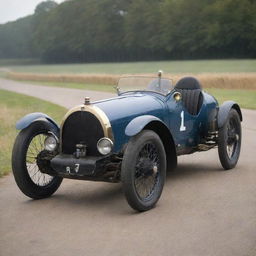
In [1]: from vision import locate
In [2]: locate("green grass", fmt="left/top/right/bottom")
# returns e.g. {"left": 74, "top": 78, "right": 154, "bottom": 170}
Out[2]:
{"left": 4, "top": 59, "right": 256, "bottom": 74}
{"left": 0, "top": 89, "right": 67, "bottom": 177}
{"left": 205, "top": 88, "right": 256, "bottom": 109}
{"left": 0, "top": 71, "right": 7, "bottom": 78}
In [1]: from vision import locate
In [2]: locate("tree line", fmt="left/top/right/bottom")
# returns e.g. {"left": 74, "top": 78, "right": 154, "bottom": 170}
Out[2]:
{"left": 0, "top": 0, "right": 255, "bottom": 63}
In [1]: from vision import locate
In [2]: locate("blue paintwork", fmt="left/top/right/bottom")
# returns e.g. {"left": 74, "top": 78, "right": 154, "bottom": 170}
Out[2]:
{"left": 16, "top": 112, "right": 59, "bottom": 130}
{"left": 16, "top": 87, "right": 241, "bottom": 157}
{"left": 95, "top": 93, "right": 166, "bottom": 151}
{"left": 94, "top": 90, "right": 219, "bottom": 153}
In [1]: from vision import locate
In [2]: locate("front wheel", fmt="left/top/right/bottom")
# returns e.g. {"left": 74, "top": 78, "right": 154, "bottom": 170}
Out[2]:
{"left": 218, "top": 109, "right": 242, "bottom": 170}
{"left": 121, "top": 130, "right": 166, "bottom": 212}
{"left": 12, "top": 120, "right": 63, "bottom": 199}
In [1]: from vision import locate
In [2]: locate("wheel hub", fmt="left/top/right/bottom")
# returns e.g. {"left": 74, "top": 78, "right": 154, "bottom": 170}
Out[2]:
{"left": 139, "top": 158, "right": 156, "bottom": 177}
{"left": 36, "top": 150, "right": 56, "bottom": 174}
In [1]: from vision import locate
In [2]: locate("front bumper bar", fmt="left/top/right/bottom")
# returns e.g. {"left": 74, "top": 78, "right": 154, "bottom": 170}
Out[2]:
{"left": 51, "top": 154, "right": 109, "bottom": 179}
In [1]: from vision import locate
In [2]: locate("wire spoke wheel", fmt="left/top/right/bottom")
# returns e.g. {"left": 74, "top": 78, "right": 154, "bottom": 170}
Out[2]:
{"left": 121, "top": 130, "right": 166, "bottom": 211}
{"left": 134, "top": 143, "right": 160, "bottom": 201}
{"left": 218, "top": 109, "right": 242, "bottom": 170}
{"left": 26, "top": 134, "right": 54, "bottom": 187}
{"left": 12, "top": 120, "right": 63, "bottom": 199}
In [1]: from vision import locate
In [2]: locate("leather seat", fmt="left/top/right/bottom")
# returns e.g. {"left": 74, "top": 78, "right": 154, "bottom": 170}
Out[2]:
{"left": 175, "top": 77, "right": 203, "bottom": 115}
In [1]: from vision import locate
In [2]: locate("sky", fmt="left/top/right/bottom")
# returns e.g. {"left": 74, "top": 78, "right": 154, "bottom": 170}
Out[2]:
{"left": 0, "top": 0, "right": 65, "bottom": 24}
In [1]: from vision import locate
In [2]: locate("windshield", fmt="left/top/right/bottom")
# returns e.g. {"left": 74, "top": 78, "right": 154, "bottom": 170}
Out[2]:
{"left": 117, "top": 76, "right": 174, "bottom": 95}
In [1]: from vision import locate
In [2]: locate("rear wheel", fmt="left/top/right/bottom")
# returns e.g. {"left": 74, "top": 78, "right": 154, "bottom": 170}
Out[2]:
{"left": 218, "top": 109, "right": 242, "bottom": 170}
{"left": 12, "top": 120, "right": 62, "bottom": 199}
{"left": 121, "top": 130, "right": 166, "bottom": 211}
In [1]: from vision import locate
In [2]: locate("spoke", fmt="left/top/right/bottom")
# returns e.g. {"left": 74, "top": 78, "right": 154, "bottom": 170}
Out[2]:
{"left": 30, "top": 141, "right": 40, "bottom": 154}
{"left": 27, "top": 163, "right": 37, "bottom": 172}
{"left": 134, "top": 143, "right": 159, "bottom": 200}
{"left": 226, "top": 116, "right": 240, "bottom": 159}
{"left": 26, "top": 160, "right": 35, "bottom": 164}
{"left": 27, "top": 150, "right": 37, "bottom": 159}
{"left": 25, "top": 133, "right": 54, "bottom": 187}
{"left": 39, "top": 135, "right": 44, "bottom": 149}
{"left": 30, "top": 169, "right": 40, "bottom": 179}
{"left": 26, "top": 154, "right": 37, "bottom": 158}
{"left": 28, "top": 164, "right": 38, "bottom": 173}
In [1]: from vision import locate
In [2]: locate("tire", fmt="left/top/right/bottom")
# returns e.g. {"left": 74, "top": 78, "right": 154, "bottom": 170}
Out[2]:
{"left": 121, "top": 130, "right": 166, "bottom": 211}
{"left": 12, "top": 120, "right": 63, "bottom": 199}
{"left": 218, "top": 109, "right": 242, "bottom": 170}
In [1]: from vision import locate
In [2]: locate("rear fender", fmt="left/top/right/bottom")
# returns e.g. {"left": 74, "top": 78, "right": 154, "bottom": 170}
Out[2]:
{"left": 16, "top": 112, "right": 59, "bottom": 134}
{"left": 218, "top": 101, "right": 242, "bottom": 129}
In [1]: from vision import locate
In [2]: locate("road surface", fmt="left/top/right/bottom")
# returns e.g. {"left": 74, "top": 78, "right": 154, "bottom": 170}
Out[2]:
{"left": 0, "top": 78, "right": 114, "bottom": 108}
{"left": 0, "top": 78, "right": 256, "bottom": 256}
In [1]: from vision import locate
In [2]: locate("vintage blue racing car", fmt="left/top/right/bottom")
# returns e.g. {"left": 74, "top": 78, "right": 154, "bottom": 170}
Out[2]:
{"left": 12, "top": 72, "right": 242, "bottom": 211}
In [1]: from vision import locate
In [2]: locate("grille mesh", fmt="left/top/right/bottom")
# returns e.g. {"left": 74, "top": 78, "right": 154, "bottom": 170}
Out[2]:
{"left": 62, "top": 111, "right": 104, "bottom": 156}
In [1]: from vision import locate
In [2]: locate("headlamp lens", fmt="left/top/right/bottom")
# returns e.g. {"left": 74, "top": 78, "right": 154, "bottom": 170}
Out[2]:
{"left": 97, "top": 138, "right": 113, "bottom": 155}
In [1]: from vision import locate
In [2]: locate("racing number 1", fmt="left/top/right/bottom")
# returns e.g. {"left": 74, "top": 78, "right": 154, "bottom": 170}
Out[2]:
{"left": 180, "top": 111, "right": 186, "bottom": 131}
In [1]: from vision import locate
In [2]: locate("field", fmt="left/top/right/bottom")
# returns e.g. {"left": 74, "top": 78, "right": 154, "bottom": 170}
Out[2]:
{"left": 2, "top": 59, "right": 255, "bottom": 91}
{"left": 0, "top": 89, "right": 67, "bottom": 177}
{"left": 1, "top": 59, "right": 256, "bottom": 110}
{"left": 3, "top": 59, "right": 256, "bottom": 74}
{"left": 205, "top": 88, "right": 256, "bottom": 109}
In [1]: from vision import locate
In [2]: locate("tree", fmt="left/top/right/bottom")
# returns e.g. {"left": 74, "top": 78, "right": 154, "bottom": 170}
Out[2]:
{"left": 0, "top": 0, "right": 255, "bottom": 62}
{"left": 34, "top": 1, "right": 58, "bottom": 15}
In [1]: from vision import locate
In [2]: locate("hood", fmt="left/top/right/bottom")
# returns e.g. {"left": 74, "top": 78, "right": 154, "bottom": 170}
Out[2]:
{"left": 94, "top": 93, "right": 166, "bottom": 152}
{"left": 94, "top": 93, "right": 165, "bottom": 123}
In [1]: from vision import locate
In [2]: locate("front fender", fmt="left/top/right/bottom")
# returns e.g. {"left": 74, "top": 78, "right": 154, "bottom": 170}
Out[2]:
{"left": 16, "top": 112, "right": 59, "bottom": 133}
{"left": 218, "top": 101, "right": 243, "bottom": 128}
{"left": 125, "top": 115, "right": 163, "bottom": 136}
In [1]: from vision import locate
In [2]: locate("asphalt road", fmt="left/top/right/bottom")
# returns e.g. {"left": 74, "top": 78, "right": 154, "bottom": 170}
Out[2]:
{"left": 0, "top": 78, "right": 114, "bottom": 107}
{"left": 0, "top": 78, "right": 256, "bottom": 256}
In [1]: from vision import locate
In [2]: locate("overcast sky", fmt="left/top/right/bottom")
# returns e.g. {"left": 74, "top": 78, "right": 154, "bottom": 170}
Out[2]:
{"left": 0, "top": 0, "right": 65, "bottom": 24}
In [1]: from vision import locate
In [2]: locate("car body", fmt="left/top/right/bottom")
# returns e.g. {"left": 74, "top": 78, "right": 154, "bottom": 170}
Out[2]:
{"left": 12, "top": 73, "right": 243, "bottom": 211}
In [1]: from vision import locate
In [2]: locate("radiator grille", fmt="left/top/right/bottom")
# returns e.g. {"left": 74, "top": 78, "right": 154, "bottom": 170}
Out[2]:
{"left": 62, "top": 111, "right": 104, "bottom": 156}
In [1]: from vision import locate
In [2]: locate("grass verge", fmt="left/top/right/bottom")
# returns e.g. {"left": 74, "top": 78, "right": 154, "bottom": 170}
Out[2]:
{"left": 205, "top": 88, "right": 256, "bottom": 109}
{"left": 0, "top": 89, "right": 67, "bottom": 177}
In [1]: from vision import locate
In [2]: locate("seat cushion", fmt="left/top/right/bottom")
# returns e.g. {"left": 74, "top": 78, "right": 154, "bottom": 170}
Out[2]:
{"left": 178, "top": 89, "right": 203, "bottom": 115}
{"left": 175, "top": 77, "right": 203, "bottom": 115}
